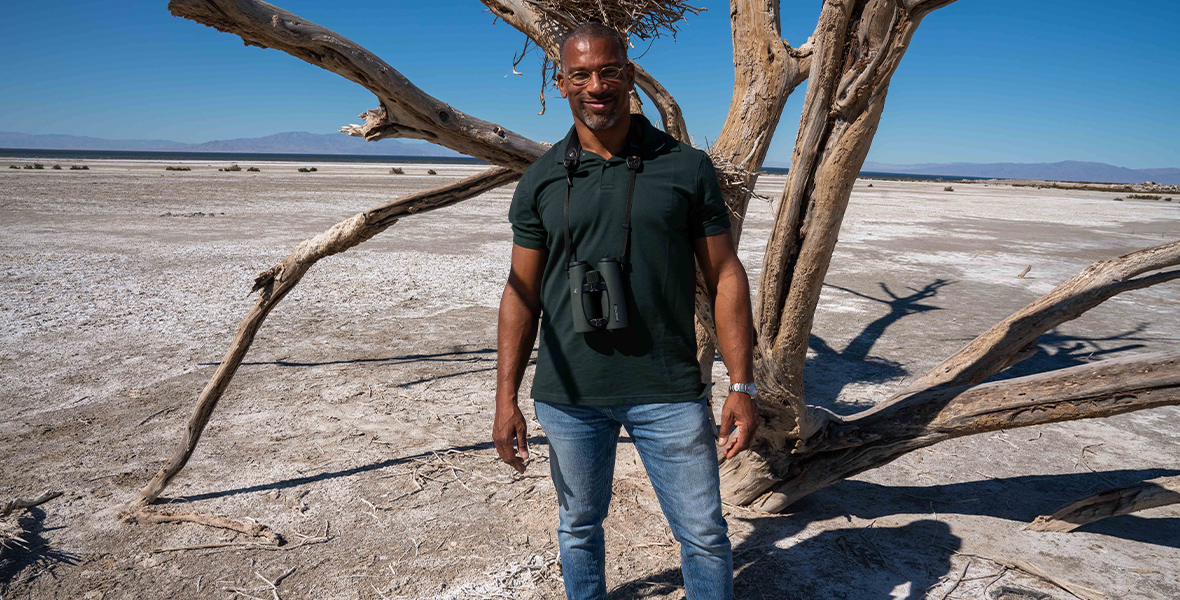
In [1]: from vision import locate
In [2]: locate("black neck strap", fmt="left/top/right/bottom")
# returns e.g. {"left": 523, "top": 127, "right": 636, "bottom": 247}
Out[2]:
{"left": 563, "top": 122, "right": 643, "bottom": 270}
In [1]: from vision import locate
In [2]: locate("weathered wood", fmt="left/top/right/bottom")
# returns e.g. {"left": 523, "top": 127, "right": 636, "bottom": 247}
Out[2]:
{"left": 722, "top": 0, "right": 945, "bottom": 504}
{"left": 127, "top": 508, "right": 284, "bottom": 545}
{"left": 1028, "top": 475, "right": 1180, "bottom": 533}
{"left": 982, "top": 556, "right": 1108, "bottom": 600}
{"left": 168, "top": 0, "right": 546, "bottom": 170}
{"left": 898, "top": 240, "right": 1180, "bottom": 396}
{"left": 1, "top": 491, "right": 62, "bottom": 518}
{"left": 146, "top": 0, "right": 1180, "bottom": 523}
{"left": 136, "top": 167, "right": 519, "bottom": 507}
{"left": 753, "top": 351, "right": 1180, "bottom": 512}
{"left": 479, "top": 0, "right": 690, "bottom": 141}
{"left": 694, "top": 0, "right": 814, "bottom": 419}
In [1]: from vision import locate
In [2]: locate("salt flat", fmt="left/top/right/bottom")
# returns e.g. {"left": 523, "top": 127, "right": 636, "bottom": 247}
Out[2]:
{"left": 1, "top": 159, "right": 1177, "bottom": 599}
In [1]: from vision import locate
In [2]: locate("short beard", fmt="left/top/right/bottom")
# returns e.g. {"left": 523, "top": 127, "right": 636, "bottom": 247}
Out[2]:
{"left": 575, "top": 100, "right": 623, "bottom": 131}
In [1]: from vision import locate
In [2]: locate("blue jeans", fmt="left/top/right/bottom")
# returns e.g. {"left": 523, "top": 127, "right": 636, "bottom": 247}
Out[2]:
{"left": 534, "top": 399, "right": 733, "bottom": 600}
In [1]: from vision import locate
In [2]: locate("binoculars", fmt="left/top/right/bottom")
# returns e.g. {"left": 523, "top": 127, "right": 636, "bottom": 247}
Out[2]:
{"left": 567, "top": 258, "right": 629, "bottom": 332}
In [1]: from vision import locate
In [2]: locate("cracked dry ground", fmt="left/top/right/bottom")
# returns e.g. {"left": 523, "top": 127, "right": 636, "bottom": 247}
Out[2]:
{"left": 1, "top": 161, "right": 1178, "bottom": 599}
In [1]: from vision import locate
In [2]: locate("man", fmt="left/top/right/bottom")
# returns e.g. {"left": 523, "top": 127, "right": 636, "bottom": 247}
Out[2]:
{"left": 493, "top": 22, "right": 758, "bottom": 600}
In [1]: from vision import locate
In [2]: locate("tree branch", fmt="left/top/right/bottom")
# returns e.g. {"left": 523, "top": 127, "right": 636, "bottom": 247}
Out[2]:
{"left": 136, "top": 167, "right": 519, "bottom": 507}
{"left": 1027, "top": 475, "right": 1180, "bottom": 533}
{"left": 898, "top": 240, "right": 1180, "bottom": 396}
{"left": 754, "top": 350, "right": 1180, "bottom": 511}
{"left": 479, "top": 0, "right": 691, "bottom": 141}
{"left": 632, "top": 63, "right": 689, "bottom": 142}
{"left": 904, "top": 0, "right": 961, "bottom": 18}
{"left": 481, "top": 0, "right": 565, "bottom": 56}
{"left": 1, "top": 491, "right": 62, "bottom": 518}
{"left": 168, "top": 0, "right": 545, "bottom": 170}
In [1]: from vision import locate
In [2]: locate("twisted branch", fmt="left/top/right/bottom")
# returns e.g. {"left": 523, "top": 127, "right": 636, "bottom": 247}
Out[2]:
{"left": 169, "top": 0, "right": 546, "bottom": 169}
{"left": 136, "top": 167, "right": 519, "bottom": 508}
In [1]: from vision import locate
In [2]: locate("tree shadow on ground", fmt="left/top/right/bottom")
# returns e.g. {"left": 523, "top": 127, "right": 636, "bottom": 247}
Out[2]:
{"left": 163, "top": 433, "right": 1178, "bottom": 599}
{"left": 983, "top": 324, "right": 1153, "bottom": 383}
{"left": 226, "top": 346, "right": 497, "bottom": 369}
{"left": 804, "top": 280, "right": 953, "bottom": 413}
{"left": 610, "top": 518, "right": 959, "bottom": 600}
{"left": 0, "top": 508, "right": 80, "bottom": 590}
{"left": 608, "top": 468, "right": 1179, "bottom": 599}
{"left": 166, "top": 438, "right": 533, "bottom": 503}
{"left": 796, "top": 468, "right": 1180, "bottom": 548}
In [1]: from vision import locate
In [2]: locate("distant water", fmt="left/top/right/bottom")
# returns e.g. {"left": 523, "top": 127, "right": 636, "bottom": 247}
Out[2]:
{"left": 761, "top": 166, "right": 995, "bottom": 181}
{"left": 1, "top": 148, "right": 995, "bottom": 181}
{"left": 0, "top": 148, "right": 487, "bottom": 165}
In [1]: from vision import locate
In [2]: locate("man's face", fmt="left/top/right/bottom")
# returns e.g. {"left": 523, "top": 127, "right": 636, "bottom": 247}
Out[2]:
{"left": 557, "top": 37, "right": 633, "bottom": 131}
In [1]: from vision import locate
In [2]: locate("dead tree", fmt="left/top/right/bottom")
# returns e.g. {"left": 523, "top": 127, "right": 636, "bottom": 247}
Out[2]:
{"left": 1028, "top": 475, "right": 1180, "bottom": 533}
{"left": 134, "top": 0, "right": 1179, "bottom": 533}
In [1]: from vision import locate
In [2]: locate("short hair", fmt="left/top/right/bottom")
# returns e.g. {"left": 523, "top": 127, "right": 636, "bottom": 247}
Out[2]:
{"left": 559, "top": 22, "right": 628, "bottom": 68}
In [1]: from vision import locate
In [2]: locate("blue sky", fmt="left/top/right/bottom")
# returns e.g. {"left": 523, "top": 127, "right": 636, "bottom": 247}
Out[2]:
{"left": 1, "top": 0, "right": 1177, "bottom": 167}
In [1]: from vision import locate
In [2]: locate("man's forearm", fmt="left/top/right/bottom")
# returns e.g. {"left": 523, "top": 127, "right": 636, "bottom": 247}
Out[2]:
{"left": 711, "top": 259, "right": 755, "bottom": 383}
{"left": 496, "top": 284, "right": 541, "bottom": 405}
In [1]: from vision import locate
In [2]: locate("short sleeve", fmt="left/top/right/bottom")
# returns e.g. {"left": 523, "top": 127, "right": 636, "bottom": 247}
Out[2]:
{"left": 688, "top": 154, "right": 732, "bottom": 239}
{"left": 508, "top": 170, "right": 548, "bottom": 250}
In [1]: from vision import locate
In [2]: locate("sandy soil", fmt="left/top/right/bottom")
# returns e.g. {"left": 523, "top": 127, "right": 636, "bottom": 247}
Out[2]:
{"left": 1, "top": 158, "right": 1178, "bottom": 600}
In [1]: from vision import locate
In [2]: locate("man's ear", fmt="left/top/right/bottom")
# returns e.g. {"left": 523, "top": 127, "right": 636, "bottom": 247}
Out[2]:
{"left": 555, "top": 73, "right": 568, "bottom": 99}
{"left": 625, "top": 62, "right": 636, "bottom": 92}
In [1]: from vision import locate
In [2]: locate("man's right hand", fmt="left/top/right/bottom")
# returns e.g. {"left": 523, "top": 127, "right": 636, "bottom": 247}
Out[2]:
{"left": 493, "top": 401, "right": 529, "bottom": 474}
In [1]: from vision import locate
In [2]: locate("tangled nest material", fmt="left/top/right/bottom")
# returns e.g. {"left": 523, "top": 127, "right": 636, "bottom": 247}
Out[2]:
{"left": 1, "top": 515, "right": 26, "bottom": 552}
{"left": 1, "top": 491, "right": 62, "bottom": 555}
{"left": 527, "top": 0, "right": 703, "bottom": 41}
{"left": 514, "top": 0, "right": 703, "bottom": 114}
{"left": 708, "top": 152, "right": 769, "bottom": 216}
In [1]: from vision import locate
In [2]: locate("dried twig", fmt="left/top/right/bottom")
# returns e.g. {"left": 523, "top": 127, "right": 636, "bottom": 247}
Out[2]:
{"left": 931, "top": 558, "right": 971, "bottom": 600}
{"left": 952, "top": 552, "right": 1107, "bottom": 600}
{"left": 1, "top": 491, "right": 62, "bottom": 517}
{"left": 525, "top": 0, "right": 703, "bottom": 42}
{"left": 255, "top": 566, "right": 296, "bottom": 600}
{"left": 126, "top": 508, "right": 284, "bottom": 546}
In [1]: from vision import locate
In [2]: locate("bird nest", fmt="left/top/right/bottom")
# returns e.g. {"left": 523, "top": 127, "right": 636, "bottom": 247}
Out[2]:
{"left": 526, "top": 0, "right": 703, "bottom": 41}
{"left": 708, "top": 152, "right": 769, "bottom": 210}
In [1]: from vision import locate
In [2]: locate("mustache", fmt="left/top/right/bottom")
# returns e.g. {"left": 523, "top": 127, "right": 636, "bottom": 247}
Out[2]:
{"left": 579, "top": 93, "right": 619, "bottom": 102}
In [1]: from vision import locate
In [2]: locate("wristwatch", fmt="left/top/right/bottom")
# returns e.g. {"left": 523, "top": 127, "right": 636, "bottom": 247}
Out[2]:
{"left": 728, "top": 382, "right": 758, "bottom": 399}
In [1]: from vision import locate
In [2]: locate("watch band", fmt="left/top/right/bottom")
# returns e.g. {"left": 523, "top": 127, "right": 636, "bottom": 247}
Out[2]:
{"left": 728, "top": 382, "right": 757, "bottom": 398}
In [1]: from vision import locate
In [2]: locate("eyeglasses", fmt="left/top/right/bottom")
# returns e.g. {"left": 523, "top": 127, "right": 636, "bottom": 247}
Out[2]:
{"left": 563, "top": 65, "right": 626, "bottom": 86}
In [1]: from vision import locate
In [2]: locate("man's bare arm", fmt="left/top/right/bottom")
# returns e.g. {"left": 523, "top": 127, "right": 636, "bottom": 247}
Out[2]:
{"left": 693, "top": 230, "right": 758, "bottom": 459}
{"left": 494, "top": 243, "right": 547, "bottom": 473}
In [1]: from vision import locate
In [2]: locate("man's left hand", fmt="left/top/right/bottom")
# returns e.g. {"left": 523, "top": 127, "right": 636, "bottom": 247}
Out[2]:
{"left": 717, "top": 391, "right": 758, "bottom": 460}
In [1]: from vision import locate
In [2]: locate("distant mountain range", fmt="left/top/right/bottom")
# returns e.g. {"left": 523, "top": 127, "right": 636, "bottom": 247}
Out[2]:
{"left": 0, "top": 131, "right": 463, "bottom": 157}
{"left": 862, "top": 160, "right": 1180, "bottom": 185}
{"left": 3, "top": 132, "right": 1176, "bottom": 184}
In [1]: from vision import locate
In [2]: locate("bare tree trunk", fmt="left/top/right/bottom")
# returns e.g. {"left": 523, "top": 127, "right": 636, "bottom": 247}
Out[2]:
{"left": 730, "top": 234, "right": 1180, "bottom": 510}
{"left": 694, "top": 0, "right": 815, "bottom": 406}
{"left": 721, "top": 0, "right": 943, "bottom": 505}
{"left": 717, "top": 0, "right": 1180, "bottom": 510}
{"left": 143, "top": 0, "right": 1180, "bottom": 525}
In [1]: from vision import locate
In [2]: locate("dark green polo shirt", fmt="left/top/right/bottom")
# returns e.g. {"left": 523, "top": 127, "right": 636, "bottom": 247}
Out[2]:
{"left": 508, "top": 114, "right": 731, "bottom": 406}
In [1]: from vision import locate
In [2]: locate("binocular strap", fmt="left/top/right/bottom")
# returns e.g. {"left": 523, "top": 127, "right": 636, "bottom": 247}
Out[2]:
{"left": 562, "top": 124, "right": 643, "bottom": 270}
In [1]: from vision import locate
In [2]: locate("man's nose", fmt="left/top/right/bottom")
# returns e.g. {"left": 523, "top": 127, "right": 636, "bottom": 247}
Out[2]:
{"left": 586, "top": 72, "right": 610, "bottom": 93}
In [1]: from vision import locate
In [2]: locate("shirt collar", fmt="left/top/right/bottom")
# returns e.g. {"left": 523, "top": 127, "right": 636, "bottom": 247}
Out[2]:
{"left": 554, "top": 113, "right": 671, "bottom": 165}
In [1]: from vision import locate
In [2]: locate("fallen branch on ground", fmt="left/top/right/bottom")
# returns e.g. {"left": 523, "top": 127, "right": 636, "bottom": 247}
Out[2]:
{"left": 1, "top": 491, "right": 62, "bottom": 517}
{"left": 1027, "top": 475, "right": 1180, "bottom": 533}
{"left": 125, "top": 508, "right": 284, "bottom": 546}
